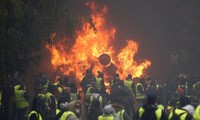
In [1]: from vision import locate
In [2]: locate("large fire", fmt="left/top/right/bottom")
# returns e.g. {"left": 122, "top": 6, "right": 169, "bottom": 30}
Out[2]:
{"left": 46, "top": 1, "right": 151, "bottom": 83}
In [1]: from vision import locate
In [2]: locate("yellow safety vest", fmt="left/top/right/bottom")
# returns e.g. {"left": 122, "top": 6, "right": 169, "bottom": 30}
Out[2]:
{"left": 88, "top": 94, "right": 103, "bottom": 112}
{"left": 85, "top": 86, "right": 93, "bottom": 97}
{"left": 14, "top": 85, "right": 29, "bottom": 109}
{"left": 37, "top": 93, "right": 45, "bottom": 98}
{"left": 157, "top": 104, "right": 164, "bottom": 111}
{"left": 124, "top": 80, "right": 133, "bottom": 92}
{"left": 59, "top": 111, "right": 76, "bottom": 120}
{"left": 28, "top": 110, "right": 42, "bottom": 120}
{"left": 117, "top": 109, "right": 125, "bottom": 120}
{"left": 194, "top": 105, "right": 200, "bottom": 120}
{"left": 168, "top": 109, "right": 187, "bottom": 120}
{"left": 135, "top": 83, "right": 145, "bottom": 99}
{"left": 45, "top": 92, "right": 58, "bottom": 107}
{"left": 139, "top": 107, "right": 162, "bottom": 120}
{"left": 98, "top": 114, "right": 114, "bottom": 120}
{"left": 96, "top": 77, "right": 102, "bottom": 89}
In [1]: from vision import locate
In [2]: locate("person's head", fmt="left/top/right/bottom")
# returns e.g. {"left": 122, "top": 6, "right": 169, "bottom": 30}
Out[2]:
{"left": 126, "top": 74, "right": 132, "bottom": 80}
{"left": 58, "top": 96, "right": 70, "bottom": 110}
{"left": 179, "top": 96, "right": 191, "bottom": 108}
{"left": 63, "top": 75, "right": 70, "bottom": 83}
{"left": 97, "top": 71, "right": 104, "bottom": 78}
{"left": 145, "top": 76, "right": 152, "bottom": 85}
{"left": 48, "top": 84, "right": 57, "bottom": 94}
{"left": 114, "top": 73, "right": 119, "bottom": 80}
{"left": 32, "top": 96, "right": 46, "bottom": 112}
{"left": 90, "top": 88, "right": 99, "bottom": 94}
{"left": 86, "top": 69, "right": 92, "bottom": 76}
{"left": 103, "top": 104, "right": 114, "bottom": 115}
{"left": 147, "top": 92, "right": 157, "bottom": 105}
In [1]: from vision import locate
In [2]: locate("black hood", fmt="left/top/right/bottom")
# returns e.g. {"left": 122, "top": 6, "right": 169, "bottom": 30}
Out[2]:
{"left": 142, "top": 104, "right": 157, "bottom": 111}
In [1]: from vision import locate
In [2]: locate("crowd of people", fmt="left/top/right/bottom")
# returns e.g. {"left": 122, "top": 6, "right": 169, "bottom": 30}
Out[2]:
{"left": 0, "top": 69, "right": 200, "bottom": 120}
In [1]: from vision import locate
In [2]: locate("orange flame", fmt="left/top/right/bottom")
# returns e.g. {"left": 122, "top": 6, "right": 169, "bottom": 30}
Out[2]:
{"left": 46, "top": 1, "right": 151, "bottom": 83}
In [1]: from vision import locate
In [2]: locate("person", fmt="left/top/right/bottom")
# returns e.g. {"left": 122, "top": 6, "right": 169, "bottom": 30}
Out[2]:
{"left": 28, "top": 96, "right": 46, "bottom": 120}
{"left": 111, "top": 100, "right": 132, "bottom": 120}
{"left": 168, "top": 96, "right": 193, "bottom": 120}
{"left": 63, "top": 76, "right": 79, "bottom": 101}
{"left": 13, "top": 83, "right": 30, "bottom": 120}
{"left": 124, "top": 74, "right": 135, "bottom": 94}
{"left": 109, "top": 83, "right": 134, "bottom": 119}
{"left": 135, "top": 78, "right": 146, "bottom": 109}
{"left": 179, "top": 96, "right": 195, "bottom": 116}
{"left": 110, "top": 74, "right": 123, "bottom": 93}
{"left": 192, "top": 81, "right": 200, "bottom": 98}
{"left": 87, "top": 100, "right": 103, "bottom": 120}
{"left": 0, "top": 79, "right": 5, "bottom": 120}
{"left": 80, "top": 69, "right": 96, "bottom": 93}
{"left": 55, "top": 97, "right": 80, "bottom": 120}
{"left": 135, "top": 92, "right": 167, "bottom": 120}
{"left": 45, "top": 84, "right": 58, "bottom": 119}
{"left": 193, "top": 104, "right": 200, "bottom": 120}
{"left": 95, "top": 71, "right": 106, "bottom": 94}
{"left": 33, "top": 72, "right": 49, "bottom": 96}
{"left": 87, "top": 88, "right": 103, "bottom": 114}
{"left": 98, "top": 104, "right": 119, "bottom": 120}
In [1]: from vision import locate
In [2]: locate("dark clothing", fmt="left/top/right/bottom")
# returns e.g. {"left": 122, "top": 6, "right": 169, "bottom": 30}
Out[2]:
{"left": 65, "top": 82, "right": 77, "bottom": 93}
{"left": 80, "top": 74, "right": 96, "bottom": 93}
{"left": 87, "top": 100, "right": 103, "bottom": 120}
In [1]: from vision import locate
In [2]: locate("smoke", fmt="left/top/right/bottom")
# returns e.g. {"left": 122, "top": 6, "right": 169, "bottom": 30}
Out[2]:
{"left": 64, "top": 0, "right": 200, "bottom": 80}
{"left": 25, "top": 0, "right": 200, "bottom": 90}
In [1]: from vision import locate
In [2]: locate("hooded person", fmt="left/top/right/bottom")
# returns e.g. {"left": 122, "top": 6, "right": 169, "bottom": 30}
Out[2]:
{"left": 179, "top": 96, "right": 195, "bottom": 116}
{"left": 87, "top": 100, "right": 103, "bottom": 120}
{"left": 80, "top": 69, "right": 96, "bottom": 93}
{"left": 98, "top": 104, "right": 119, "bottom": 120}
{"left": 28, "top": 96, "right": 46, "bottom": 120}
{"left": 135, "top": 92, "right": 167, "bottom": 120}
{"left": 168, "top": 96, "right": 193, "bottom": 120}
{"left": 111, "top": 99, "right": 132, "bottom": 120}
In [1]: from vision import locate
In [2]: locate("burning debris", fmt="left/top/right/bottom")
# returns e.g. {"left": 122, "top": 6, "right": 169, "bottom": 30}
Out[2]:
{"left": 46, "top": 1, "right": 151, "bottom": 83}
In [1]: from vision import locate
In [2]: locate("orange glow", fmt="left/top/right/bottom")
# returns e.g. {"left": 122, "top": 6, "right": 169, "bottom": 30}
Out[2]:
{"left": 46, "top": 1, "right": 151, "bottom": 83}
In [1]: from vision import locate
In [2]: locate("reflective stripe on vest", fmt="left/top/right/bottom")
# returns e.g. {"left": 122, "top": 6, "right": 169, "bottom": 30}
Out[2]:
{"left": 14, "top": 85, "right": 29, "bottom": 109}
{"left": 117, "top": 109, "right": 125, "bottom": 120}
{"left": 59, "top": 111, "right": 76, "bottom": 120}
{"left": 85, "top": 87, "right": 93, "bottom": 96}
{"left": 155, "top": 108, "right": 162, "bottom": 120}
{"left": 139, "top": 107, "right": 162, "bottom": 120}
{"left": 135, "top": 83, "right": 145, "bottom": 99}
{"left": 157, "top": 104, "right": 164, "bottom": 111}
{"left": 28, "top": 111, "right": 42, "bottom": 120}
{"left": 194, "top": 105, "right": 200, "bottom": 120}
{"left": 98, "top": 114, "right": 114, "bottom": 120}
{"left": 193, "top": 84, "right": 197, "bottom": 91}
{"left": 45, "top": 92, "right": 58, "bottom": 106}
{"left": 58, "top": 87, "right": 63, "bottom": 94}
{"left": 0, "top": 90, "right": 2, "bottom": 107}
{"left": 37, "top": 93, "right": 45, "bottom": 98}
{"left": 168, "top": 109, "right": 187, "bottom": 120}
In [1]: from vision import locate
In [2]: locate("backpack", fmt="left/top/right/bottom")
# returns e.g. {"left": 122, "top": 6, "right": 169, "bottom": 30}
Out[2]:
{"left": 171, "top": 109, "right": 186, "bottom": 120}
